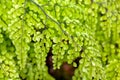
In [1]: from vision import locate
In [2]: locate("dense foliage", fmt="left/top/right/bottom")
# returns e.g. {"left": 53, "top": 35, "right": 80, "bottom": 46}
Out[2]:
{"left": 0, "top": 0, "right": 120, "bottom": 80}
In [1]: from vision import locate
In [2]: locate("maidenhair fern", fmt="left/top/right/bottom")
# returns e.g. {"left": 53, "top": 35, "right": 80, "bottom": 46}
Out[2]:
{"left": 0, "top": 0, "right": 120, "bottom": 80}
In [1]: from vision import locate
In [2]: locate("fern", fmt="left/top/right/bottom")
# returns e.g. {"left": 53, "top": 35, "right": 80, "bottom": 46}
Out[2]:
{"left": 0, "top": 0, "right": 120, "bottom": 80}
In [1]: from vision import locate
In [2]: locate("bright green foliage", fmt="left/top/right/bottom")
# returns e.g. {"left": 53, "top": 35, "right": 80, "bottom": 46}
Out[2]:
{"left": 0, "top": 0, "right": 120, "bottom": 80}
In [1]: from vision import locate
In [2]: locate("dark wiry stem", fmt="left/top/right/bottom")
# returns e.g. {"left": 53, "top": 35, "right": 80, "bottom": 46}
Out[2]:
{"left": 0, "top": 16, "right": 8, "bottom": 26}
{"left": 30, "top": 0, "right": 68, "bottom": 36}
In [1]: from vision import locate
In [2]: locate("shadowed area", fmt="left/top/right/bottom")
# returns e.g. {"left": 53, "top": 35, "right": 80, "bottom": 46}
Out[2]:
{"left": 46, "top": 48, "right": 81, "bottom": 80}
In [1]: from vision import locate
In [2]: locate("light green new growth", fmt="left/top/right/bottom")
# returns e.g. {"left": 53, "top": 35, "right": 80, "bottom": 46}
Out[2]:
{"left": 0, "top": 0, "right": 120, "bottom": 80}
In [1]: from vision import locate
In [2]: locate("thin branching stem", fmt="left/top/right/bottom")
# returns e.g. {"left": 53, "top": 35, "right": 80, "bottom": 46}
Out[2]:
{"left": 30, "top": 0, "right": 67, "bottom": 35}
{"left": 20, "top": 0, "right": 27, "bottom": 69}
